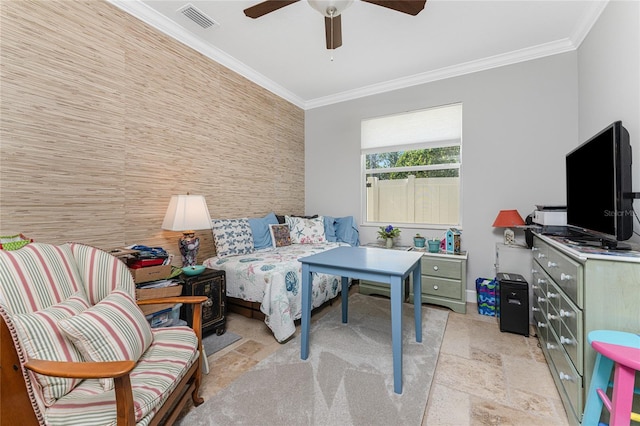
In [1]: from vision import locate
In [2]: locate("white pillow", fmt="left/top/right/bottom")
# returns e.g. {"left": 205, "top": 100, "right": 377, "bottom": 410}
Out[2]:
{"left": 286, "top": 215, "right": 326, "bottom": 244}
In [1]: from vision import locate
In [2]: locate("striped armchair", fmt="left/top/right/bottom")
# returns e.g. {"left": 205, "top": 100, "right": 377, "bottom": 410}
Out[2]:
{"left": 0, "top": 243, "right": 207, "bottom": 425}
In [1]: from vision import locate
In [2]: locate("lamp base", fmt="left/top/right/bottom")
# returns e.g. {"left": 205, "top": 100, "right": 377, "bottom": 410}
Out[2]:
{"left": 503, "top": 228, "right": 516, "bottom": 245}
{"left": 179, "top": 233, "right": 200, "bottom": 267}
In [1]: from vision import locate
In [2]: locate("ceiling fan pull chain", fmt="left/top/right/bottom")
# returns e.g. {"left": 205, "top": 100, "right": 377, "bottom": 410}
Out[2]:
{"left": 328, "top": 6, "right": 335, "bottom": 60}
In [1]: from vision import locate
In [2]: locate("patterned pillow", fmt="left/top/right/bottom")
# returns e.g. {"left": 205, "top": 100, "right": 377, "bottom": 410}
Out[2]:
{"left": 269, "top": 224, "right": 292, "bottom": 248}
{"left": 58, "top": 288, "right": 153, "bottom": 390}
{"left": 212, "top": 218, "right": 255, "bottom": 258}
{"left": 286, "top": 215, "right": 326, "bottom": 244}
{"left": 12, "top": 293, "right": 90, "bottom": 406}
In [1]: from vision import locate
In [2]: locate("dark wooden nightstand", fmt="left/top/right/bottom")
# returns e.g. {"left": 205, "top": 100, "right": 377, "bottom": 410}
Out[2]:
{"left": 180, "top": 268, "right": 226, "bottom": 336}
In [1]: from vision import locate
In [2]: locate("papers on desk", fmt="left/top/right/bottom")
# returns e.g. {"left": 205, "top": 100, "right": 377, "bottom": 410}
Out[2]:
{"left": 137, "top": 279, "right": 180, "bottom": 289}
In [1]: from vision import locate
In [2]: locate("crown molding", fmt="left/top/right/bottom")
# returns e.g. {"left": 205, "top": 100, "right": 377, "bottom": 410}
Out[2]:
{"left": 109, "top": 0, "right": 607, "bottom": 111}
{"left": 570, "top": 0, "right": 609, "bottom": 48}
{"left": 304, "top": 38, "right": 578, "bottom": 109}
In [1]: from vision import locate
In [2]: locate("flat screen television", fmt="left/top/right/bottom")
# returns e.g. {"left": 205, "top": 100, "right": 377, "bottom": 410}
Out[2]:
{"left": 565, "top": 121, "right": 633, "bottom": 249}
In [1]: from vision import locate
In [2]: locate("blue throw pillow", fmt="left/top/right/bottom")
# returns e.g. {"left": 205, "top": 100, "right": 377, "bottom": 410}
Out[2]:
{"left": 324, "top": 216, "right": 337, "bottom": 242}
{"left": 334, "top": 216, "right": 360, "bottom": 246}
{"left": 248, "top": 212, "right": 279, "bottom": 249}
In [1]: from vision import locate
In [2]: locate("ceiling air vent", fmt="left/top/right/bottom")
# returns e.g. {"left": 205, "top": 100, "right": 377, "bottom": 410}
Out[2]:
{"left": 179, "top": 4, "right": 218, "bottom": 29}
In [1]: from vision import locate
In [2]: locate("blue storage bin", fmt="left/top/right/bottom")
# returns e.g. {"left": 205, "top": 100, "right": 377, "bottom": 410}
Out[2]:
{"left": 475, "top": 278, "right": 497, "bottom": 316}
{"left": 146, "top": 303, "right": 182, "bottom": 328}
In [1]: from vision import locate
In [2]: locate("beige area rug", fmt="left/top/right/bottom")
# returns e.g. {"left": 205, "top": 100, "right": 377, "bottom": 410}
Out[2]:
{"left": 178, "top": 293, "right": 449, "bottom": 426}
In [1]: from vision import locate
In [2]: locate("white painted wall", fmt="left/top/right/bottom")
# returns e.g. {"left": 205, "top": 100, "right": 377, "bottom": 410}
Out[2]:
{"left": 578, "top": 0, "right": 640, "bottom": 245}
{"left": 305, "top": 53, "right": 579, "bottom": 299}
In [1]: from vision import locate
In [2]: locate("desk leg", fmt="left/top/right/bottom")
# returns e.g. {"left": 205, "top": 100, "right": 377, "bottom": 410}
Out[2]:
{"left": 341, "top": 276, "right": 349, "bottom": 323}
{"left": 390, "top": 275, "right": 403, "bottom": 394}
{"left": 301, "top": 263, "right": 312, "bottom": 360}
{"left": 413, "top": 265, "right": 422, "bottom": 343}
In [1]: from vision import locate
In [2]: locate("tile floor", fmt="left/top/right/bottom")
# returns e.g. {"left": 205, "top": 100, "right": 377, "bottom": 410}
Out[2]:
{"left": 187, "top": 287, "right": 570, "bottom": 425}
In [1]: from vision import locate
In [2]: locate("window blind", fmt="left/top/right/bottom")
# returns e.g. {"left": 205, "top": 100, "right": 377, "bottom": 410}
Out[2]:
{"left": 361, "top": 103, "right": 462, "bottom": 153}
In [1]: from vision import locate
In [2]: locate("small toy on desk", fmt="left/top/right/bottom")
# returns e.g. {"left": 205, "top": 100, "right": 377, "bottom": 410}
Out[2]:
{"left": 446, "top": 228, "right": 461, "bottom": 253}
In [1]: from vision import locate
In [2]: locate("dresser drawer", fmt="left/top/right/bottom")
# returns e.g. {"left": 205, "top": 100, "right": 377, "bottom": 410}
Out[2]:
{"left": 558, "top": 289, "right": 581, "bottom": 345}
{"left": 532, "top": 240, "right": 549, "bottom": 265}
{"left": 531, "top": 266, "right": 550, "bottom": 297}
{"left": 421, "top": 276, "right": 462, "bottom": 299}
{"left": 560, "top": 320, "right": 582, "bottom": 374}
{"left": 543, "top": 246, "right": 582, "bottom": 308}
{"left": 547, "top": 326, "right": 583, "bottom": 421}
{"left": 421, "top": 257, "right": 461, "bottom": 279}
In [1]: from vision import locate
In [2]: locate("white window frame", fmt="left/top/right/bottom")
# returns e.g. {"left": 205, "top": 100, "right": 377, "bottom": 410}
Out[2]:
{"left": 360, "top": 103, "right": 463, "bottom": 229}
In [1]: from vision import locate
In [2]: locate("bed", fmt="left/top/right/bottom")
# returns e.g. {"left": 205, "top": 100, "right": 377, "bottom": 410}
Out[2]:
{"left": 202, "top": 213, "right": 359, "bottom": 342}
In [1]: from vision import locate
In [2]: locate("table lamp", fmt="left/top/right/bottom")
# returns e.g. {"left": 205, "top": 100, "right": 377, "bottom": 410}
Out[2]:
{"left": 492, "top": 209, "right": 525, "bottom": 245}
{"left": 162, "top": 194, "right": 211, "bottom": 267}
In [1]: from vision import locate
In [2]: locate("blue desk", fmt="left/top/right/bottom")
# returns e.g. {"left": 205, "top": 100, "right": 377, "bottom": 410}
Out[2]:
{"left": 299, "top": 246, "right": 424, "bottom": 394}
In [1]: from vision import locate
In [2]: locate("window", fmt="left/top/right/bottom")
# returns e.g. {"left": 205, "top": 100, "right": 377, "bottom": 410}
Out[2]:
{"left": 361, "top": 103, "right": 462, "bottom": 227}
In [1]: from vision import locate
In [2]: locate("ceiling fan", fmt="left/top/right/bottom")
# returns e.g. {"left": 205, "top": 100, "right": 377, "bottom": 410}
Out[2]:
{"left": 243, "top": 0, "right": 427, "bottom": 50}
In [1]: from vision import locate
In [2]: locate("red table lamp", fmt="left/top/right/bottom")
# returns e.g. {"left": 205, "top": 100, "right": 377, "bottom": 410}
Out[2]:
{"left": 493, "top": 209, "right": 525, "bottom": 245}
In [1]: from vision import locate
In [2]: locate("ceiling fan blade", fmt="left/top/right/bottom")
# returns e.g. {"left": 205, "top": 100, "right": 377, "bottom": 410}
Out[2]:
{"left": 361, "top": 0, "right": 427, "bottom": 16}
{"left": 324, "top": 14, "right": 342, "bottom": 49}
{"left": 243, "top": 0, "right": 299, "bottom": 19}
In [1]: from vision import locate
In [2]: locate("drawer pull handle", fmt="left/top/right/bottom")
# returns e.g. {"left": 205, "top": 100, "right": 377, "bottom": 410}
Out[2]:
{"left": 559, "top": 372, "right": 574, "bottom": 382}
{"left": 537, "top": 321, "right": 547, "bottom": 328}
{"left": 547, "top": 292, "right": 558, "bottom": 299}
{"left": 537, "top": 297, "right": 547, "bottom": 303}
{"left": 559, "top": 309, "right": 575, "bottom": 318}
{"left": 532, "top": 247, "right": 539, "bottom": 252}
{"left": 532, "top": 284, "right": 539, "bottom": 290}
{"left": 532, "top": 307, "right": 540, "bottom": 312}
{"left": 433, "top": 285, "right": 439, "bottom": 290}
{"left": 560, "top": 336, "right": 575, "bottom": 345}
{"left": 531, "top": 268, "right": 538, "bottom": 274}
{"left": 547, "top": 261, "right": 558, "bottom": 268}
{"left": 204, "top": 298, "right": 213, "bottom": 307}
{"left": 560, "top": 273, "right": 573, "bottom": 281}
{"left": 433, "top": 266, "right": 439, "bottom": 271}
{"left": 546, "top": 342, "right": 557, "bottom": 350}
{"left": 537, "top": 278, "right": 547, "bottom": 284}
{"left": 547, "top": 313, "right": 558, "bottom": 321}
{"left": 537, "top": 253, "right": 546, "bottom": 259}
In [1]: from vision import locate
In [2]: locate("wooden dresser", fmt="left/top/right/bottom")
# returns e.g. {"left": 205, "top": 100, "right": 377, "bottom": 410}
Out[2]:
{"left": 531, "top": 233, "right": 640, "bottom": 425}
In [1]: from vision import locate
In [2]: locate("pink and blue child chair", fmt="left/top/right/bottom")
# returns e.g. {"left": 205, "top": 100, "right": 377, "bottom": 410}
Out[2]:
{"left": 582, "top": 330, "right": 640, "bottom": 426}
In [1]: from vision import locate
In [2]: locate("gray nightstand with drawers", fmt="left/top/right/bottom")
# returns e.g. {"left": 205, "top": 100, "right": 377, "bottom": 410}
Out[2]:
{"left": 359, "top": 244, "right": 468, "bottom": 314}
{"left": 409, "top": 251, "right": 467, "bottom": 314}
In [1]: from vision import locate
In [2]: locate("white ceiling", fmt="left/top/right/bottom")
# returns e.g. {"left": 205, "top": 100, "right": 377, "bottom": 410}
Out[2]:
{"left": 109, "top": 0, "right": 608, "bottom": 109}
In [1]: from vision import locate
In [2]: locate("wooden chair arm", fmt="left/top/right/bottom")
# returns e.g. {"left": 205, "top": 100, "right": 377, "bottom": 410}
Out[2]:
{"left": 24, "top": 359, "right": 135, "bottom": 379}
{"left": 136, "top": 295, "right": 205, "bottom": 376}
{"left": 25, "top": 359, "right": 137, "bottom": 425}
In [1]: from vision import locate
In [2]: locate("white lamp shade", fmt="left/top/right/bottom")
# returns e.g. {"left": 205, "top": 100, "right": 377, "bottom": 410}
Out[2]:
{"left": 162, "top": 195, "right": 211, "bottom": 232}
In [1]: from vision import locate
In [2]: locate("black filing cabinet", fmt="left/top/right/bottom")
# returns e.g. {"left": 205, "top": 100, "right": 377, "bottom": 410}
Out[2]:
{"left": 497, "top": 272, "right": 529, "bottom": 337}
{"left": 180, "top": 268, "right": 226, "bottom": 336}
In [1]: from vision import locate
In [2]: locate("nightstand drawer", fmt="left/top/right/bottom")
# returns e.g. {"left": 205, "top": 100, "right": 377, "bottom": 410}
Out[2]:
{"left": 421, "top": 276, "right": 462, "bottom": 299}
{"left": 421, "top": 257, "right": 461, "bottom": 279}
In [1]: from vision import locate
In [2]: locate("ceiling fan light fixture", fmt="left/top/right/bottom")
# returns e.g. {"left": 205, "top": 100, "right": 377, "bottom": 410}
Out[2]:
{"left": 308, "top": 0, "right": 353, "bottom": 17}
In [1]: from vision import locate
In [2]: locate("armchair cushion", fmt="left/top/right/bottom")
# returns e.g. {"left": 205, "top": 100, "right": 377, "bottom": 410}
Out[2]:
{"left": 45, "top": 326, "right": 199, "bottom": 424}
{"left": 58, "top": 289, "right": 153, "bottom": 390}
{"left": 12, "top": 292, "right": 90, "bottom": 406}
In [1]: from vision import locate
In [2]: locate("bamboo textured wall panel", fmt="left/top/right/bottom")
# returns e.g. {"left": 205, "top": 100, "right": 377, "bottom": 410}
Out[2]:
{"left": 0, "top": 0, "right": 305, "bottom": 265}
